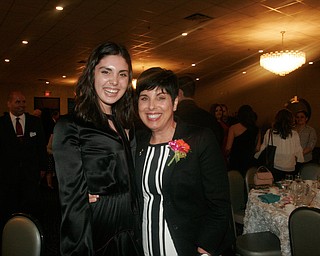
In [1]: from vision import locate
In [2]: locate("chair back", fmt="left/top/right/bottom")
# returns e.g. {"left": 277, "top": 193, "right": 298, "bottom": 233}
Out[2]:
{"left": 300, "top": 163, "right": 320, "bottom": 180}
{"left": 245, "top": 166, "right": 257, "bottom": 194}
{"left": 2, "top": 213, "right": 44, "bottom": 256}
{"left": 289, "top": 207, "right": 320, "bottom": 256}
{"left": 228, "top": 170, "right": 245, "bottom": 224}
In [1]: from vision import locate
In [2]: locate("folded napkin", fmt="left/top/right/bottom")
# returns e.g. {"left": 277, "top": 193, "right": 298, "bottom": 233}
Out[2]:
{"left": 258, "top": 193, "right": 281, "bottom": 204}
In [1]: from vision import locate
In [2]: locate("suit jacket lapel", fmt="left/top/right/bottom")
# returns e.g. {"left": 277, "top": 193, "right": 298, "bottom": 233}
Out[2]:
{"left": 162, "top": 120, "right": 190, "bottom": 190}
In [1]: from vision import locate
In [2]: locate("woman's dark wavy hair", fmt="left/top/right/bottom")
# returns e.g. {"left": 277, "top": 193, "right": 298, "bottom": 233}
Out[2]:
{"left": 135, "top": 67, "right": 178, "bottom": 109}
{"left": 74, "top": 42, "right": 134, "bottom": 129}
{"left": 237, "top": 105, "right": 257, "bottom": 129}
{"left": 209, "top": 103, "right": 223, "bottom": 120}
{"left": 273, "top": 108, "right": 294, "bottom": 139}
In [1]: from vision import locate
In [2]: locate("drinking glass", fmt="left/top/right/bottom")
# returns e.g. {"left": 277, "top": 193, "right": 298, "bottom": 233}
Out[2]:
{"left": 283, "top": 174, "right": 293, "bottom": 193}
{"left": 317, "top": 175, "right": 320, "bottom": 189}
{"left": 295, "top": 174, "right": 302, "bottom": 183}
{"left": 285, "top": 174, "right": 293, "bottom": 183}
{"left": 293, "top": 181, "right": 305, "bottom": 207}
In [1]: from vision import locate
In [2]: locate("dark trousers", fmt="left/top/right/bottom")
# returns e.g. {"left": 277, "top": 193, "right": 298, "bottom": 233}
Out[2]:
{"left": 271, "top": 167, "right": 299, "bottom": 182}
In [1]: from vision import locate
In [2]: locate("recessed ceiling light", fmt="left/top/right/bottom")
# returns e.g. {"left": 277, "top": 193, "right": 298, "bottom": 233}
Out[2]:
{"left": 22, "top": 40, "right": 28, "bottom": 44}
{"left": 309, "top": 61, "right": 314, "bottom": 65}
{"left": 56, "top": 6, "right": 63, "bottom": 11}
{"left": 242, "top": 71, "right": 247, "bottom": 74}
{"left": 4, "top": 59, "right": 10, "bottom": 62}
{"left": 62, "top": 75, "right": 66, "bottom": 78}
{"left": 181, "top": 32, "right": 188, "bottom": 36}
{"left": 196, "top": 78, "right": 200, "bottom": 81}
{"left": 191, "top": 63, "right": 196, "bottom": 67}
{"left": 46, "top": 81, "right": 50, "bottom": 84}
{"left": 132, "top": 79, "right": 137, "bottom": 89}
{"left": 258, "top": 50, "right": 263, "bottom": 53}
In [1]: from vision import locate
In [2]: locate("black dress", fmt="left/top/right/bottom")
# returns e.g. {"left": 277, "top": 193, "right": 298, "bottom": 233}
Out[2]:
{"left": 229, "top": 128, "right": 259, "bottom": 177}
{"left": 53, "top": 114, "right": 141, "bottom": 256}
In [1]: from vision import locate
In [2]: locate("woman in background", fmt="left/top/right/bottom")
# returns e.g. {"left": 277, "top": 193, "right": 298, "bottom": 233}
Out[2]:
{"left": 135, "top": 67, "right": 234, "bottom": 256}
{"left": 53, "top": 42, "right": 141, "bottom": 255}
{"left": 226, "top": 105, "right": 260, "bottom": 176}
{"left": 294, "top": 110, "right": 317, "bottom": 166}
{"left": 255, "top": 109, "right": 304, "bottom": 182}
{"left": 210, "top": 103, "right": 229, "bottom": 162}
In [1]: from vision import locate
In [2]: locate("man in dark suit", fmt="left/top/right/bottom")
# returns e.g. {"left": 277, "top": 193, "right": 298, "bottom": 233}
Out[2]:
{"left": 0, "top": 91, "right": 47, "bottom": 231}
{"left": 175, "top": 75, "right": 224, "bottom": 147}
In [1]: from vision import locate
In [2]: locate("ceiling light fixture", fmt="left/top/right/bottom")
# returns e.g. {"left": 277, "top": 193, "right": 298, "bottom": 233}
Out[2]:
{"left": 56, "top": 6, "right": 63, "bottom": 11}
{"left": 260, "top": 31, "right": 306, "bottom": 76}
{"left": 290, "top": 95, "right": 299, "bottom": 103}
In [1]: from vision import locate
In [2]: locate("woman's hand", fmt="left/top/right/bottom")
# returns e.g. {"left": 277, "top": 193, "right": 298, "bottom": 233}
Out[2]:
{"left": 88, "top": 193, "right": 99, "bottom": 203}
{"left": 197, "top": 247, "right": 211, "bottom": 255}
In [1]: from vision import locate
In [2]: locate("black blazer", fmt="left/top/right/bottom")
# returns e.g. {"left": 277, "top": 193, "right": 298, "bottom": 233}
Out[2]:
{"left": 136, "top": 120, "right": 234, "bottom": 256}
{"left": 0, "top": 112, "right": 47, "bottom": 187}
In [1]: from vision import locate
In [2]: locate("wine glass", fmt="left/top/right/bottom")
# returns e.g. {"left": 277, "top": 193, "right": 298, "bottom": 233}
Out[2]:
{"left": 295, "top": 174, "right": 302, "bottom": 183}
{"left": 285, "top": 174, "right": 293, "bottom": 183}
{"left": 283, "top": 174, "right": 293, "bottom": 193}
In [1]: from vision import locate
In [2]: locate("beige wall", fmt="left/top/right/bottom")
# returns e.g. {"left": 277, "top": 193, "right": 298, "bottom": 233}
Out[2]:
{"left": 195, "top": 64, "right": 320, "bottom": 146}
{"left": 0, "top": 84, "right": 75, "bottom": 115}
{"left": 1, "top": 64, "right": 319, "bottom": 147}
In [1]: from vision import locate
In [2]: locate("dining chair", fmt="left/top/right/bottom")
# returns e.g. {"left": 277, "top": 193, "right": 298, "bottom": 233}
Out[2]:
{"left": 300, "top": 162, "right": 320, "bottom": 180}
{"left": 236, "top": 231, "right": 282, "bottom": 256}
{"left": 228, "top": 170, "right": 246, "bottom": 225}
{"left": 229, "top": 205, "right": 281, "bottom": 256}
{"left": 289, "top": 207, "right": 320, "bottom": 256}
{"left": 2, "top": 212, "right": 44, "bottom": 256}
{"left": 245, "top": 166, "right": 257, "bottom": 195}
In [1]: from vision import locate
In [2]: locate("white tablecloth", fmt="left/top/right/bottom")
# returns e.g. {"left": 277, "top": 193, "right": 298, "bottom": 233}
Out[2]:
{"left": 243, "top": 189, "right": 292, "bottom": 256}
{"left": 244, "top": 186, "right": 320, "bottom": 256}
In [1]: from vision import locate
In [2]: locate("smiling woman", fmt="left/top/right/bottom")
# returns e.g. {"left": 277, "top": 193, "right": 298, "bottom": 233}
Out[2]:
{"left": 52, "top": 42, "right": 142, "bottom": 256}
{"left": 135, "top": 67, "right": 235, "bottom": 256}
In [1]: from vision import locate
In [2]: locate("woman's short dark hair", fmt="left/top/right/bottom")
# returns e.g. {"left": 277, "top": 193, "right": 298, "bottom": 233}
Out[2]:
{"left": 273, "top": 108, "right": 294, "bottom": 139}
{"left": 74, "top": 41, "right": 134, "bottom": 129}
{"left": 135, "top": 67, "right": 178, "bottom": 104}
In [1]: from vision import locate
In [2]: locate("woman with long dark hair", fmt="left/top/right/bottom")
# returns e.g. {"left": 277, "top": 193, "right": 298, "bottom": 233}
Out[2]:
{"left": 53, "top": 42, "right": 141, "bottom": 255}
{"left": 255, "top": 109, "right": 304, "bottom": 181}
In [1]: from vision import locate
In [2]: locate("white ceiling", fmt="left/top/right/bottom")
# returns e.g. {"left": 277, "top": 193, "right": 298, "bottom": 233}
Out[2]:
{"left": 1, "top": 0, "right": 320, "bottom": 88}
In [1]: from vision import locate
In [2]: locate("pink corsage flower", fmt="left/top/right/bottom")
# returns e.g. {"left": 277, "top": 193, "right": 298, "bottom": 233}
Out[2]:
{"left": 168, "top": 139, "right": 191, "bottom": 166}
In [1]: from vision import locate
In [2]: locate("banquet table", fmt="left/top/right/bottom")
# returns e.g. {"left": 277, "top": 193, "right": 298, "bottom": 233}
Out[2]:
{"left": 243, "top": 187, "right": 320, "bottom": 256}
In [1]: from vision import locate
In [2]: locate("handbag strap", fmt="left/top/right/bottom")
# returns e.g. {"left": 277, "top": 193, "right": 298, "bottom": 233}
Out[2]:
{"left": 268, "top": 129, "right": 273, "bottom": 146}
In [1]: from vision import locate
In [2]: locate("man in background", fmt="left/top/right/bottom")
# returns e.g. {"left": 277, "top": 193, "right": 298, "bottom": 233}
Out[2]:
{"left": 175, "top": 75, "right": 224, "bottom": 146}
{"left": 0, "top": 91, "right": 47, "bottom": 231}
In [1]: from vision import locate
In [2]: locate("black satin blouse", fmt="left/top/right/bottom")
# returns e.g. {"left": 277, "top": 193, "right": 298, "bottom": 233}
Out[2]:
{"left": 53, "top": 114, "right": 140, "bottom": 255}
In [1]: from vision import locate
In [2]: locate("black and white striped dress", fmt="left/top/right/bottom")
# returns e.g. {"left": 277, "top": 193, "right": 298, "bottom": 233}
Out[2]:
{"left": 142, "top": 143, "right": 178, "bottom": 256}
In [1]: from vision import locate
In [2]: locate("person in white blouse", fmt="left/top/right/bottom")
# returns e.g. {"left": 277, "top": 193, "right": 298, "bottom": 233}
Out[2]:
{"left": 255, "top": 109, "right": 304, "bottom": 182}
{"left": 294, "top": 110, "right": 317, "bottom": 164}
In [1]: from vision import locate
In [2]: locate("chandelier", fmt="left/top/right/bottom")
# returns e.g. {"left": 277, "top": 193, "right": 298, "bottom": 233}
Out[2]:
{"left": 260, "top": 31, "right": 306, "bottom": 76}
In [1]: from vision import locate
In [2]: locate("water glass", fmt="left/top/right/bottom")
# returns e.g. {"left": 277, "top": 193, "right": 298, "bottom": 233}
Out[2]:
{"left": 295, "top": 174, "right": 302, "bottom": 183}
{"left": 317, "top": 175, "right": 320, "bottom": 189}
{"left": 285, "top": 174, "right": 293, "bottom": 182}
